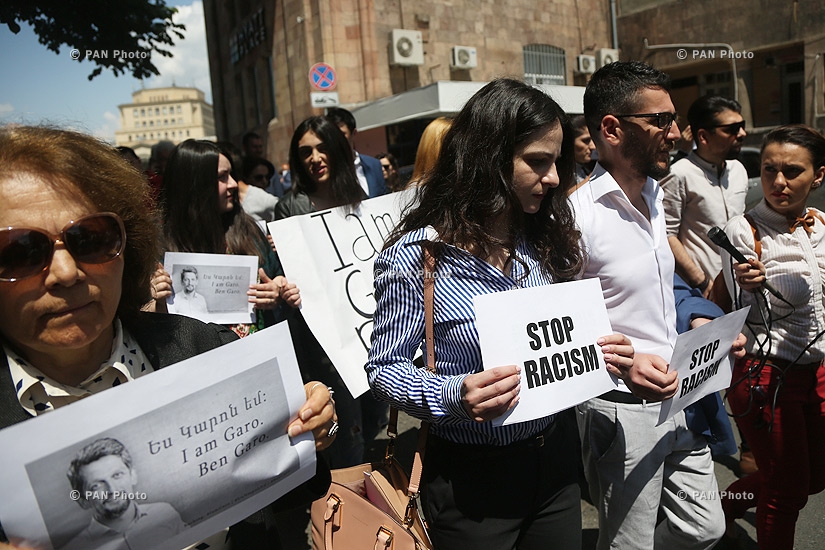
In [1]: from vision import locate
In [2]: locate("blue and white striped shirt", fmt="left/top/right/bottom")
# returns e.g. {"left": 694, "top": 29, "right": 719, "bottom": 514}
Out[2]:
{"left": 366, "top": 227, "right": 555, "bottom": 445}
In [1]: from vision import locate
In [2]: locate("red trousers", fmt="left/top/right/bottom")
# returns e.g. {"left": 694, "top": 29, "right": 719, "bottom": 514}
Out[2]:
{"left": 722, "top": 355, "right": 825, "bottom": 549}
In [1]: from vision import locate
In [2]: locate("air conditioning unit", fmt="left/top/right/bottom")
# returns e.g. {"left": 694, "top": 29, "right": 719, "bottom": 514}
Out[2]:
{"left": 576, "top": 54, "right": 596, "bottom": 74}
{"left": 596, "top": 48, "right": 620, "bottom": 68}
{"left": 390, "top": 29, "right": 424, "bottom": 66}
{"left": 451, "top": 45, "right": 477, "bottom": 69}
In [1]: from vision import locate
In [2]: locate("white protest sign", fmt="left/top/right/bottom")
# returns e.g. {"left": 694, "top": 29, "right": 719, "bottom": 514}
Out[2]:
{"left": 164, "top": 252, "right": 259, "bottom": 325}
{"left": 0, "top": 323, "right": 315, "bottom": 550}
{"left": 657, "top": 307, "right": 750, "bottom": 426}
{"left": 268, "top": 190, "right": 415, "bottom": 397}
{"left": 475, "top": 278, "right": 617, "bottom": 426}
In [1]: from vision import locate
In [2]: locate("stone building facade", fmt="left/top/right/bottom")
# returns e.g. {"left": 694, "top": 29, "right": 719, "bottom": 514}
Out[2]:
{"left": 617, "top": 0, "right": 825, "bottom": 140}
{"left": 114, "top": 86, "right": 216, "bottom": 155}
{"left": 204, "top": 0, "right": 614, "bottom": 165}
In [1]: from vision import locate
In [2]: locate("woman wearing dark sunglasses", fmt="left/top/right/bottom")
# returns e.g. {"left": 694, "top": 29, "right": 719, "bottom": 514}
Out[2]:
{"left": 0, "top": 126, "right": 334, "bottom": 549}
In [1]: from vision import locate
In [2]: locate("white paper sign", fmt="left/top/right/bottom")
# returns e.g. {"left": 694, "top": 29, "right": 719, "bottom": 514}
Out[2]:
{"left": 163, "top": 252, "right": 258, "bottom": 325}
{"left": 657, "top": 307, "right": 750, "bottom": 425}
{"left": 0, "top": 324, "right": 316, "bottom": 550}
{"left": 475, "top": 278, "right": 617, "bottom": 426}
{"left": 268, "top": 190, "right": 415, "bottom": 397}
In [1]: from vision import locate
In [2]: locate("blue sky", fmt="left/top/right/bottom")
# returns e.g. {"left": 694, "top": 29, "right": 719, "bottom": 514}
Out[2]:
{"left": 0, "top": 1, "right": 211, "bottom": 142}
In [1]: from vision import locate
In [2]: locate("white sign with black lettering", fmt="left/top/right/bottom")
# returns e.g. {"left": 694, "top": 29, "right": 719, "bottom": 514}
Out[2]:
{"left": 268, "top": 190, "right": 415, "bottom": 397}
{"left": 475, "top": 278, "right": 617, "bottom": 426}
{"left": 0, "top": 324, "right": 315, "bottom": 550}
{"left": 657, "top": 307, "right": 750, "bottom": 425}
{"left": 310, "top": 92, "right": 340, "bottom": 107}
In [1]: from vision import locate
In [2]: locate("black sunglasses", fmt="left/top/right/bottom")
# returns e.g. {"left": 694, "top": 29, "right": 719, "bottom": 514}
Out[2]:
{"left": 709, "top": 121, "right": 746, "bottom": 136}
{"left": 0, "top": 212, "right": 126, "bottom": 282}
{"left": 615, "top": 112, "right": 677, "bottom": 130}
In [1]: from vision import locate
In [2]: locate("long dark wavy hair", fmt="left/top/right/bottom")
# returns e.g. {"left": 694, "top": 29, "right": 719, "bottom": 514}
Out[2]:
{"left": 386, "top": 78, "right": 582, "bottom": 281}
{"left": 288, "top": 116, "right": 364, "bottom": 207}
{"left": 160, "top": 140, "right": 268, "bottom": 264}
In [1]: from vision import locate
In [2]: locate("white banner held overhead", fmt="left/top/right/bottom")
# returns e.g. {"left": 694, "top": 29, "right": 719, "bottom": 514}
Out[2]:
{"left": 475, "top": 278, "right": 617, "bottom": 426}
{"left": 268, "top": 190, "right": 415, "bottom": 397}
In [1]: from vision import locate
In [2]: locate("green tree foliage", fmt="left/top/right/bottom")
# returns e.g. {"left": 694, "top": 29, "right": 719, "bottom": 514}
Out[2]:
{"left": 0, "top": 0, "right": 185, "bottom": 80}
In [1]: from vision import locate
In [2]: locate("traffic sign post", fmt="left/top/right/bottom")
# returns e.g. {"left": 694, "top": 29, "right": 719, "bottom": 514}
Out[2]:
{"left": 309, "top": 63, "right": 337, "bottom": 91}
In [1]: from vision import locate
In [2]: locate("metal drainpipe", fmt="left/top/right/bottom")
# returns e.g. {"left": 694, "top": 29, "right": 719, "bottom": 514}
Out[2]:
{"left": 643, "top": 39, "right": 738, "bottom": 103}
{"left": 610, "top": 0, "right": 618, "bottom": 50}
{"left": 814, "top": 54, "right": 825, "bottom": 121}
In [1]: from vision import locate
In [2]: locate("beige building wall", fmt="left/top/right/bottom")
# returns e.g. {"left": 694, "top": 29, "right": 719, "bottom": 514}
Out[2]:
{"left": 114, "top": 86, "right": 216, "bottom": 151}
{"left": 616, "top": 0, "right": 825, "bottom": 135}
{"left": 205, "top": 0, "right": 613, "bottom": 164}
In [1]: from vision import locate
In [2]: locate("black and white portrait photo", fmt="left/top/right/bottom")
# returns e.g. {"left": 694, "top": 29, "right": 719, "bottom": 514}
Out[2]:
{"left": 164, "top": 252, "right": 258, "bottom": 324}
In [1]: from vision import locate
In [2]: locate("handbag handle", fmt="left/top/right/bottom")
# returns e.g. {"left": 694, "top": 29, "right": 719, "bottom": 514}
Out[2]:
{"left": 383, "top": 245, "right": 436, "bottom": 526}
{"left": 407, "top": 246, "right": 435, "bottom": 495}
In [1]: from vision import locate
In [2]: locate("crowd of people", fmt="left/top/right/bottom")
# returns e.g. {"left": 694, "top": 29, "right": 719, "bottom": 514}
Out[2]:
{"left": 1, "top": 61, "right": 824, "bottom": 550}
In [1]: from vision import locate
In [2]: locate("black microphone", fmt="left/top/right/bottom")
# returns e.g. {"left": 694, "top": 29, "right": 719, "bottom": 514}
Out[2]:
{"left": 708, "top": 226, "right": 784, "bottom": 300}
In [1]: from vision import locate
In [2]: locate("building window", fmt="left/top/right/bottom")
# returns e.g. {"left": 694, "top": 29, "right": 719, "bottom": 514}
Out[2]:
{"left": 133, "top": 109, "right": 138, "bottom": 117}
{"left": 186, "top": 130, "right": 190, "bottom": 136}
{"left": 155, "top": 108, "right": 160, "bottom": 116}
{"left": 142, "top": 121, "right": 146, "bottom": 127}
{"left": 140, "top": 108, "right": 145, "bottom": 116}
{"left": 149, "top": 120, "right": 154, "bottom": 127}
{"left": 179, "top": 118, "right": 183, "bottom": 125}
{"left": 163, "top": 106, "right": 167, "bottom": 114}
{"left": 177, "top": 105, "right": 182, "bottom": 113}
{"left": 135, "top": 122, "right": 140, "bottom": 128}
{"left": 523, "top": 44, "right": 567, "bottom": 86}
{"left": 702, "top": 71, "right": 733, "bottom": 99}
{"left": 164, "top": 119, "right": 168, "bottom": 126}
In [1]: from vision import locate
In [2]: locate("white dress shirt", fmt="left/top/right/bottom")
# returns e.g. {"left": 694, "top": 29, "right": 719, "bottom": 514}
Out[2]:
{"left": 569, "top": 163, "right": 679, "bottom": 390}
{"left": 354, "top": 152, "right": 370, "bottom": 196}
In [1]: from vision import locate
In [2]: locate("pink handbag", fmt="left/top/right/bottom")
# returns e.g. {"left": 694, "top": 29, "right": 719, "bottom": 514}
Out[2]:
{"left": 310, "top": 249, "right": 437, "bottom": 550}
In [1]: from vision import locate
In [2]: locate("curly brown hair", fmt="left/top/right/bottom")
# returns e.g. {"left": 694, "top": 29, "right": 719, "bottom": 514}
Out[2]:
{"left": 0, "top": 125, "right": 161, "bottom": 319}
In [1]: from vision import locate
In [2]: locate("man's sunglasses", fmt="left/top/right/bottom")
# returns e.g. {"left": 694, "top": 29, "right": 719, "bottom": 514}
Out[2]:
{"left": 614, "top": 112, "right": 677, "bottom": 130}
{"left": 709, "top": 121, "right": 746, "bottom": 136}
{"left": 0, "top": 212, "right": 126, "bottom": 282}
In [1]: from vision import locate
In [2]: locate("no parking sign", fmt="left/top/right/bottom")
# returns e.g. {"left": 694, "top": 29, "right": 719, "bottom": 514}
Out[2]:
{"left": 309, "top": 63, "right": 337, "bottom": 91}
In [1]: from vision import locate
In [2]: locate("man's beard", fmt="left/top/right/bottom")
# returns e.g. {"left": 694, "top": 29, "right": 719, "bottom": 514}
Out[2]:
{"left": 726, "top": 142, "right": 743, "bottom": 160}
{"left": 621, "top": 127, "right": 671, "bottom": 180}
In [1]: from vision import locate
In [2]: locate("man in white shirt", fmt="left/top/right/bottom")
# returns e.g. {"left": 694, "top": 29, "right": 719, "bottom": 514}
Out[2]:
{"left": 174, "top": 267, "right": 208, "bottom": 316}
{"left": 570, "top": 61, "right": 725, "bottom": 550}
{"left": 661, "top": 96, "right": 749, "bottom": 298}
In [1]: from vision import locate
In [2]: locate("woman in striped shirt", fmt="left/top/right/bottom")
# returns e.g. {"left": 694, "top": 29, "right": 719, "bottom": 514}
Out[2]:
{"left": 366, "top": 78, "right": 635, "bottom": 549}
{"left": 720, "top": 125, "right": 825, "bottom": 549}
